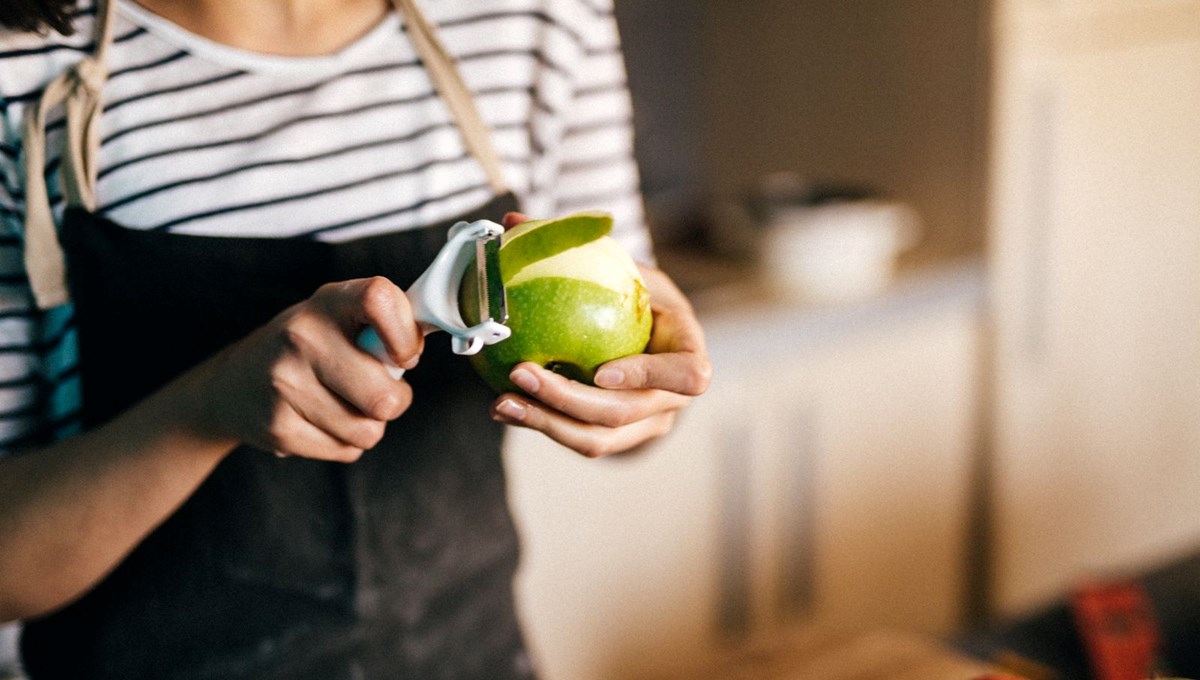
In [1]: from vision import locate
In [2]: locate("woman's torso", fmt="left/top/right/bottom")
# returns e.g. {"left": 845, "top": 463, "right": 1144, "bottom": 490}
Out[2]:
{"left": 0, "top": 0, "right": 648, "bottom": 445}
{"left": 0, "top": 1, "right": 645, "bottom": 677}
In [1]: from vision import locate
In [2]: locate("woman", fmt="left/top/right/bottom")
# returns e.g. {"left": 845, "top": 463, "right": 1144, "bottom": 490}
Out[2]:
{"left": 0, "top": 0, "right": 711, "bottom": 678}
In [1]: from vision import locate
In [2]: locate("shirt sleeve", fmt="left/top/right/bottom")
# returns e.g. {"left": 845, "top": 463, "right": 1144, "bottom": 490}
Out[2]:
{"left": 552, "top": 0, "right": 654, "bottom": 265}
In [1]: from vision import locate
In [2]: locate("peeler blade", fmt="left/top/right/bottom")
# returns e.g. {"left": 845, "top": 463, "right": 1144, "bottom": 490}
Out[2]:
{"left": 475, "top": 234, "right": 507, "bottom": 325}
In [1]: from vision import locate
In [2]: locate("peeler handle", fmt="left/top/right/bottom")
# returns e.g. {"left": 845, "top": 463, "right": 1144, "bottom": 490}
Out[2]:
{"left": 354, "top": 219, "right": 511, "bottom": 379}
{"left": 356, "top": 326, "right": 410, "bottom": 380}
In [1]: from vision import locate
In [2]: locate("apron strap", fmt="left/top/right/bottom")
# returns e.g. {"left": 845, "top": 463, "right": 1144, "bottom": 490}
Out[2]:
{"left": 20, "top": 0, "right": 508, "bottom": 310}
{"left": 22, "top": 0, "right": 117, "bottom": 309}
{"left": 391, "top": 0, "right": 509, "bottom": 196}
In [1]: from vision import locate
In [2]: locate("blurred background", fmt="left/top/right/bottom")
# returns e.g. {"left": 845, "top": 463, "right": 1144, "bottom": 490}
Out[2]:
{"left": 504, "top": 1, "right": 1200, "bottom": 678}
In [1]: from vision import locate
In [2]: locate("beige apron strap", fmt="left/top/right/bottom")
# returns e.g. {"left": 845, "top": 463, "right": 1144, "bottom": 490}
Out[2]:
{"left": 391, "top": 0, "right": 509, "bottom": 196}
{"left": 22, "top": 0, "right": 117, "bottom": 309}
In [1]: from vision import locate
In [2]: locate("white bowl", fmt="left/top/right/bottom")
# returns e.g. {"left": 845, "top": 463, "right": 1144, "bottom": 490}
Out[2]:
{"left": 759, "top": 200, "right": 920, "bottom": 304}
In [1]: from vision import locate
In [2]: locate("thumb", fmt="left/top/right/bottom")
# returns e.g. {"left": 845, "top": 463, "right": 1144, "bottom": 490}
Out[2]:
{"left": 502, "top": 212, "right": 531, "bottom": 229}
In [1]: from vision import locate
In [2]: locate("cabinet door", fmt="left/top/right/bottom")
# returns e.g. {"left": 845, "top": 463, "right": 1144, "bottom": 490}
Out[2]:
{"left": 988, "top": 1, "right": 1200, "bottom": 615}
{"left": 506, "top": 272, "right": 983, "bottom": 679}
{"left": 743, "top": 298, "right": 981, "bottom": 637}
{"left": 505, "top": 386, "right": 730, "bottom": 680}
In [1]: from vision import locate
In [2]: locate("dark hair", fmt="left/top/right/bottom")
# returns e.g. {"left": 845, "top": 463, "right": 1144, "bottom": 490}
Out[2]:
{"left": 0, "top": 0, "right": 80, "bottom": 35}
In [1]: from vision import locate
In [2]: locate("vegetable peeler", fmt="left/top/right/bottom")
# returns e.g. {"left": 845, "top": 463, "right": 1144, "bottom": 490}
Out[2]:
{"left": 356, "top": 219, "right": 510, "bottom": 379}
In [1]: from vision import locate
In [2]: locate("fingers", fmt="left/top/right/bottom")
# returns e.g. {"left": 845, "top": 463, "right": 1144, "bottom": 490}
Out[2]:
{"left": 492, "top": 362, "right": 689, "bottom": 458}
{"left": 507, "top": 363, "right": 689, "bottom": 427}
{"left": 262, "top": 404, "right": 370, "bottom": 463}
{"left": 594, "top": 351, "right": 711, "bottom": 396}
{"left": 315, "top": 277, "right": 423, "bottom": 370}
{"left": 216, "top": 347, "right": 378, "bottom": 462}
{"left": 492, "top": 392, "right": 677, "bottom": 459}
{"left": 639, "top": 265, "right": 709, "bottom": 357}
{"left": 275, "top": 290, "right": 414, "bottom": 422}
{"left": 484, "top": 265, "right": 712, "bottom": 459}
{"left": 296, "top": 278, "right": 418, "bottom": 452}
{"left": 502, "top": 211, "right": 531, "bottom": 229}
{"left": 270, "top": 352, "right": 410, "bottom": 452}
{"left": 588, "top": 264, "right": 712, "bottom": 396}
{"left": 203, "top": 276, "right": 424, "bottom": 464}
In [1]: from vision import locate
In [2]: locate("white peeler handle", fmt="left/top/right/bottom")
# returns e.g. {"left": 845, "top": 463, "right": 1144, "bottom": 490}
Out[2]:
{"left": 355, "top": 219, "right": 511, "bottom": 379}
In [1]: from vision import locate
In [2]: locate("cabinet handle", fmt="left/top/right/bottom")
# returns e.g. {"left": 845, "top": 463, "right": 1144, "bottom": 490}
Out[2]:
{"left": 716, "top": 417, "right": 753, "bottom": 638}
{"left": 1020, "top": 80, "right": 1059, "bottom": 367}
{"left": 778, "top": 407, "right": 819, "bottom": 619}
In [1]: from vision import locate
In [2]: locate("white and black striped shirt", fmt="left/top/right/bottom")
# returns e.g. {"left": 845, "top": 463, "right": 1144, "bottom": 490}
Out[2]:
{"left": 0, "top": 0, "right": 649, "bottom": 453}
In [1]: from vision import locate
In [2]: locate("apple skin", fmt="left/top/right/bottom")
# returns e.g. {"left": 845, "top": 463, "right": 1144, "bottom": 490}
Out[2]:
{"left": 460, "top": 235, "right": 653, "bottom": 393}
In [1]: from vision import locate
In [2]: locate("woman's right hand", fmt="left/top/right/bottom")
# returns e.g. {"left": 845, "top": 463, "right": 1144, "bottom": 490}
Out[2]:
{"left": 0, "top": 276, "right": 420, "bottom": 620}
{"left": 193, "top": 277, "right": 422, "bottom": 462}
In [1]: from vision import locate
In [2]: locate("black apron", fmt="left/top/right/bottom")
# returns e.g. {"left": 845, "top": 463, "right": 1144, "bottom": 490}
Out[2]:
{"left": 16, "top": 1, "right": 535, "bottom": 678}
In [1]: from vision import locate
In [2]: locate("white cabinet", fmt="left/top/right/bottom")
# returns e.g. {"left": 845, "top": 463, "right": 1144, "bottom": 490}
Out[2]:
{"left": 704, "top": 267, "right": 986, "bottom": 641}
{"left": 504, "top": 380, "right": 728, "bottom": 680}
{"left": 987, "top": 0, "right": 1200, "bottom": 616}
{"left": 505, "top": 265, "right": 984, "bottom": 680}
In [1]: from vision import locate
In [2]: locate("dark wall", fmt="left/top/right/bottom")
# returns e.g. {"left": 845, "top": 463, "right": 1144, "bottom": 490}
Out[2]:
{"left": 613, "top": 1, "right": 706, "bottom": 243}
{"left": 616, "top": 1, "right": 990, "bottom": 261}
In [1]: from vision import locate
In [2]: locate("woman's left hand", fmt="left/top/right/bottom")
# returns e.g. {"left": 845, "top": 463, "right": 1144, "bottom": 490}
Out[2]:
{"left": 489, "top": 263, "right": 712, "bottom": 458}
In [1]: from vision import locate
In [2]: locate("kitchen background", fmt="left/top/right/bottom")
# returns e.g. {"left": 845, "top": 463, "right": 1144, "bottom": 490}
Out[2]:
{"left": 503, "top": 0, "right": 1200, "bottom": 678}
{"left": 2, "top": 1, "right": 1197, "bottom": 678}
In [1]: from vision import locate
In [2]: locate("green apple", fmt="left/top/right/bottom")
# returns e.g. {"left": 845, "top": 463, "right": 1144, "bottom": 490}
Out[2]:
{"left": 460, "top": 212, "right": 653, "bottom": 393}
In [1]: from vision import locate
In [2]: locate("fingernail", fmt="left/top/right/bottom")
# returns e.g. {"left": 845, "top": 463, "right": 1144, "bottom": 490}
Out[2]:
{"left": 595, "top": 367, "right": 624, "bottom": 388}
{"left": 495, "top": 398, "right": 527, "bottom": 421}
{"left": 510, "top": 368, "right": 539, "bottom": 394}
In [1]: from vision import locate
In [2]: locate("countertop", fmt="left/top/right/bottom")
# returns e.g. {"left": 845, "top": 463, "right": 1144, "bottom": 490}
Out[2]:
{"left": 654, "top": 246, "right": 988, "bottom": 370}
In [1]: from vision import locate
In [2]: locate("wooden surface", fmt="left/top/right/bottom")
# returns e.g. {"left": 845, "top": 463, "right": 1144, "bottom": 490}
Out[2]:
{"left": 652, "top": 626, "right": 1001, "bottom": 680}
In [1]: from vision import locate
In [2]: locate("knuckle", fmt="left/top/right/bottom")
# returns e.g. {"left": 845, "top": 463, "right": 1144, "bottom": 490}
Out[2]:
{"left": 345, "top": 419, "right": 381, "bottom": 453}
{"left": 369, "top": 392, "right": 401, "bottom": 421}
{"left": 596, "top": 401, "right": 635, "bottom": 428}
{"left": 549, "top": 394, "right": 573, "bottom": 414}
{"left": 361, "top": 276, "right": 400, "bottom": 314}
{"left": 264, "top": 406, "right": 295, "bottom": 452}
{"left": 626, "top": 362, "right": 650, "bottom": 388}
{"left": 330, "top": 446, "right": 366, "bottom": 464}
{"left": 352, "top": 419, "right": 387, "bottom": 450}
{"left": 269, "top": 364, "right": 303, "bottom": 400}
{"left": 280, "top": 316, "right": 320, "bottom": 356}
{"left": 577, "top": 443, "right": 602, "bottom": 459}
{"left": 312, "top": 281, "right": 342, "bottom": 300}
{"left": 653, "top": 412, "right": 677, "bottom": 438}
{"left": 370, "top": 384, "right": 411, "bottom": 420}
{"left": 309, "top": 281, "right": 353, "bottom": 313}
{"left": 686, "top": 359, "right": 713, "bottom": 395}
{"left": 577, "top": 439, "right": 612, "bottom": 460}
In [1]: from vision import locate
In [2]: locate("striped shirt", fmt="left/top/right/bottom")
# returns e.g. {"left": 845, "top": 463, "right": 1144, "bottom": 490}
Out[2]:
{"left": 0, "top": 0, "right": 650, "bottom": 454}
